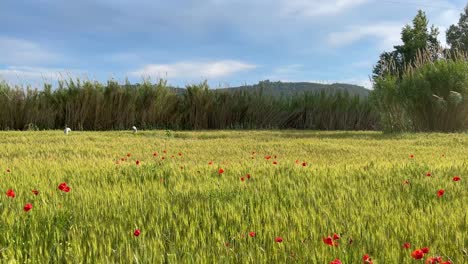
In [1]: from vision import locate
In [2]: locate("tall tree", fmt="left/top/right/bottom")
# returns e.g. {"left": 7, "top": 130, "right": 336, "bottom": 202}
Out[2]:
{"left": 446, "top": 4, "right": 468, "bottom": 53}
{"left": 373, "top": 10, "right": 440, "bottom": 80}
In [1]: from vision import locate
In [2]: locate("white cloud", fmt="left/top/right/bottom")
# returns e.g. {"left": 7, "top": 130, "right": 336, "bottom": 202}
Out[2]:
{"left": 327, "top": 23, "right": 402, "bottom": 50}
{"left": 280, "top": 0, "right": 371, "bottom": 17}
{"left": 130, "top": 60, "right": 257, "bottom": 79}
{"left": 0, "top": 37, "right": 60, "bottom": 65}
{"left": 0, "top": 66, "right": 84, "bottom": 87}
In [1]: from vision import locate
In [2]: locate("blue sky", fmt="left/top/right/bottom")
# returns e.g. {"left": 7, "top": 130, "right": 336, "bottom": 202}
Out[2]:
{"left": 0, "top": 0, "right": 466, "bottom": 89}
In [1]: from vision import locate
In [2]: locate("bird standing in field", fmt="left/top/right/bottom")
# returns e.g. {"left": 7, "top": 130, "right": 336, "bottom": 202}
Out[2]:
{"left": 64, "top": 127, "right": 71, "bottom": 135}
{"left": 132, "top": 126, "right": 137, "bottom": 134}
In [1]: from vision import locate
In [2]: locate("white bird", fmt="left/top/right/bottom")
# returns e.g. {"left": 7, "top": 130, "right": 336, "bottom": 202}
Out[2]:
{"left": 64, "top": 127, "right": 71, "bottom": 135}
{"left": 132, "top": 126, "right": 137, "bottom": 134}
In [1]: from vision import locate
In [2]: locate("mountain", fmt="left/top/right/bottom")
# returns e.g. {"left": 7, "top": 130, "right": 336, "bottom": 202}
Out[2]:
{"left": 168, "top": 80, "right": 371, "bottom": 97}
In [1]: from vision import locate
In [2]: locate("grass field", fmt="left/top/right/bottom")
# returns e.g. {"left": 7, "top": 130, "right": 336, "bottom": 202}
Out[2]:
{"left": 0, "top": 131, "right": 466, "bottom": 263}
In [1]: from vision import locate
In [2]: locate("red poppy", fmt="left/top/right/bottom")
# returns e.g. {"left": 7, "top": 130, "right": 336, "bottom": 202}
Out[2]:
{"left": 275, "top": 237, "right": 283, "bottom": 243}
{"left": 23, "top": 203, "right": 33, "bottom": 212}
{"left": 136, "top": 160, "right": 140, "bottom": 165}
{"left": 265, "top": 155, "right": 272, "bottom": 160}
{"left": 208, "top": 161, "right": 213, "bottom": 165}
{"left": 163, "top": 150, "right": 167, "bottom": 154}
{"left": 178, "top": 152, "right": 182, "bottom": 156}
{"left": 121, "top": 157, "right": 125, "bottom": 161}
{"left": 426, "top": 172, "right": 432, "bottom": 177}
{"left": 421, "top": 247, "right": 429, "bottom": 254}
{"left": 330, "top": 259, "right": 342, "bottom": 264}
{"left": 6, "top": 189, "right": 15, "bottom": 198}
{"left": 32, "top": 190, "right": 39, "bottom": 195}
{"left": 246, "top": 174, "right": 251, "bottom": 179}
{"left": 410, "top": 154, "right": 414, "bottom": 158}
{"left": 153, "top": 152, "right": 158, "bottom": 157}
{"left": 295, "top": 160, "right": 300, "bottom": 164}
{"left": 218, "top": 168, "right": 224, "bottom": 174}
{"left": 240, "top": 177, "right": 245, "bottom": 182}
{"left": 403, "top": 242, "right": 411, "bottom": 249}
{"left": 58, "top": 182, "right": 71, "bottom": 192}
{"left": 127, "top": 153, "right": 131, "bottom": 157}
{"left": 437, "top": 189, "right": 445, "bottom": 197}
{"left": 134, "top": 229, "right": 141, "bottom": 236}
{"left": 161, "top": 157, "right": 165, "bottom": 160}
{"left": 425, "top": 256, "right": 442, "bottom": 264}
{"left": 6, "top": 168, "right": 11, "bottom": 173}
{"left": 302, "top": 162, "right": 307, "bottom": 167}
{"left": 333, "top": 233, "right": 340, "bottom": 240}
{"left": 323, "top": 236, "right": 338, "bottom": 246}
{"left": 411, "top": 249, "right": 424, "bottom": 259}
{"left": 363, "top": 254, "right": 373, "bottom": 264}
{"left": 249, "top": 232, "right": 256, "bottom": 237}
{"left": 273, "top": 161, "right": 277, "bottom": 165}
{"left": 403, "top": 180, "right": 410, "bottom": 185}
{"left": 453, "top": 176, "right": 460, "bottom": 181}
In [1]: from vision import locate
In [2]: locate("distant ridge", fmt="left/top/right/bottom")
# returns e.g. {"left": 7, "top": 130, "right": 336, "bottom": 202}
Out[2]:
{"left": 168, "top": 80, "right": 370, "bottom": 97}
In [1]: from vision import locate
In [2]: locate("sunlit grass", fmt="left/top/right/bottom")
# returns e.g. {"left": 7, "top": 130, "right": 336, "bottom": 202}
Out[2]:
{"left": 0, "top": 131, "right": 466, "bottom": 263}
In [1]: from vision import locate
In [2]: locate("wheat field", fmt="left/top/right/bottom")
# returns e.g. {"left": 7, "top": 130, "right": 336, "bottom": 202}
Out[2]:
{"left": 0, "top": 131, "right": 466, "bottom": 263}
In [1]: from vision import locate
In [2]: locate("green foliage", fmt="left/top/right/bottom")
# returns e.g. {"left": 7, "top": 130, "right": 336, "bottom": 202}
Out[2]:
{"left": 373, "top": 10, "right": 440, "bottom": 80}
{"left": 0, "top": 79, "right": 376, "bottom": 131}
{"left": 446, "top": 4, "right": 468, "bottom": 52}
{"left": 372, "top": 54, "right": 468, "bottom": 132}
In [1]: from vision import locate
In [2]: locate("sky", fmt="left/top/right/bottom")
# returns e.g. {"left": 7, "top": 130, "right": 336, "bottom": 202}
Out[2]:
{"left": 0, "top": 0, "right": 466, "bottom": 89}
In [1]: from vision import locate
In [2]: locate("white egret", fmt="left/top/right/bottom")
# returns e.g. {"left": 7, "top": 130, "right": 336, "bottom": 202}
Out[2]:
{"left": 132, "top": 126, "right": 137, "bottom": 134}
{"left": 64, "top": 127, "right": 71, "bottom": 135}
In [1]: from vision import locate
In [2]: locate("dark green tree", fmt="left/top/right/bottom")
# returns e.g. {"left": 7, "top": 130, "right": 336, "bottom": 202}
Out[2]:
{"left": 373, "top": 10, "right": 440, "bottom": 80}
{"left": 446, "top": 4, "right": 468, "bottom": 53}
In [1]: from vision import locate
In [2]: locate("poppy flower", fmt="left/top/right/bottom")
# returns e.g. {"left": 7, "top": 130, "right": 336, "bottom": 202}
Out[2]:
{"left": 178, "top": 152, "right": 182, "bottom": 156}
{"left": 121, "top": 157, "right": 125, "bottom": 161}
{"left": 249, "top": 232, "right": 256, "bottom": 237}
{"left": 136, "top": 160, "right": 140, "bottom": 165}
{"left": 240, "top": 177, "right": 245, "bottom": 182}
{"left": 453, "top": 176, "right": 460, "bottom": 181}
{"left": 437, "top": 189, "right": 445, "bottom": 197}
{"left": 127, "top": 153, "right": 131, "bottom": 157}
{"left": 323, "top": 236, "right": 338, "bottom": 246}
{"left": 265, "top": 156, "right": 272, "bottom": 160}
{"left": 208, "top": 161, "right": 213, "bottom": 165}
{"left": 403, "top": 180, "right": 410, "bottom": 185}
{"left": 32, "top": 190, "right": 39, "bottom": 195}
{"left": 161, "top": 157, "right": 165, "bottom": 160}
{"left": 272, "top": 161, "right": 277, "bottom": 165}
{"left": 246, "top": 174, "right": 251, "bottom": 179}
{"left": 421, "top": 247, "right": 429, "bottom": 254}
{"left": 58, "top": 182, "right": 71, "bottom": 192}
{"left": 218, "top": 168, "right": 224, "bottom": 174}
{"left": 153, "top": 152, "right": 158, "bottom": 157}
{"left": 6, "top": 168, "right": 11, "bottom": 173}
{"left": 363, "top": 254, "right": 373, "bottom": 264}
{"left": 302, "top": 162, "right": 307, "bottom": 167}
{"left": 411, "top": 249, "right": 424, "bottom": 259}
{"left": 410, "top": 154, "right": 414, "bottom": 158}
{"left": 330, "top": 259, "right": 342, "bottom": 264}
{"left": 333, "top": 233, "right": 340, "bottom": 240}
{"left": 403, "top": 242, "right": 411, "bottom": 249}
{"left": 23, "top": 203, "right": 33, "bottom": 212}
{"left": 295, "top": 160, "right": 300, "bottom": 164}
{"left": 6, "top": 189, "right": 15, "bottom": 198}
{"left": 426, "top": 172, "right": 431, "bottom": 177}
{"left": 163, "top": 150, "right": 167, "bottom": 154}
{"left": 134, "top": 229, "right": 141, "bottom": 236}
{"left": 275, "top": 237, "right": 283, "bottom": 243}
{"left": 425, "top": 256, "right": 442, "bottom": 264}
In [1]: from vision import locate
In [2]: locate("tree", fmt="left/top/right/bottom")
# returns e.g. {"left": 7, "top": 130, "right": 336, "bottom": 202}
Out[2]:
{"left": 373, "top": 10, "right": 440, "bottom": 80}
{"left": 446, "top": 4, "right": 468, "bottom": 53}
